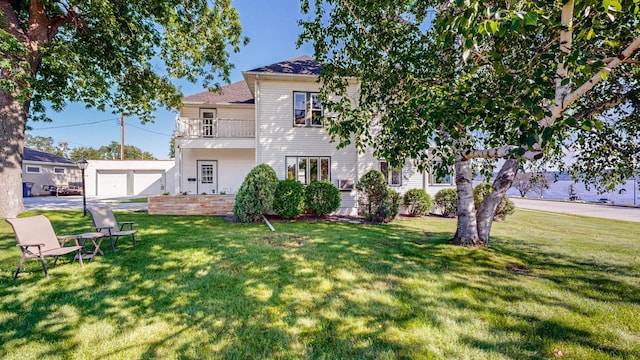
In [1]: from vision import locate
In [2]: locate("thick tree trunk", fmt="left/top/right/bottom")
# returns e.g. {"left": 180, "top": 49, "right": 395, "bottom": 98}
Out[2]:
{"left": 0, "top": 88, "right": 29, "bottom": 218}
{"left": 0, "top": 1, "right": 50, "bottom": 218}
{"left": 450, "top": 156, "right": 483, "bottom": 246}
{"left": 476, "top": 158, "right": 519, "bottom": 242}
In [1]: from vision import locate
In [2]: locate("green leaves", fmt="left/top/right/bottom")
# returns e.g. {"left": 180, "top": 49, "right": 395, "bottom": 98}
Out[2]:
{"left": 523, "top": 11, "right": 538, "bottom": 26}
{"left": 2, "top": 0, "right": 246, "bottom": 121}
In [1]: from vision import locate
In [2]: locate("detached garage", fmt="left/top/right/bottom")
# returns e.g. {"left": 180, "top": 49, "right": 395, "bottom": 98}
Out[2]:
{"left": 85, "top": 160, "right": 175, "bottom": 197}
{"left": 97, "top": 171, "right": 128, "bottom": 196}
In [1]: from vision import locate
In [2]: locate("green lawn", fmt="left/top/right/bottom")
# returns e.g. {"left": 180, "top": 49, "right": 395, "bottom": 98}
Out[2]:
{"left": 112, "top": 197, "right": 148, "bottom": 203}
{"left": 0, "top": 210, "right": 638, "bottom": 359}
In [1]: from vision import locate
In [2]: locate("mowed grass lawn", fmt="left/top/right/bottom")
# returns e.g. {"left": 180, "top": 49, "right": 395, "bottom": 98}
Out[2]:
{"left": 0, "top": 209, "right": 638, "bottom": 359}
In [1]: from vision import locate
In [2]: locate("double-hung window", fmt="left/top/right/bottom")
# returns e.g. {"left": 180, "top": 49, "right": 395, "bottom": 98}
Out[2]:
{"left": 293, "top": 92, "right": 323, "bottom": 127}
{"left": 286, "top": 156, "right": 330, "bottom": 185}
{"left": 380, "top": 161, "right": 402, "bottom": 186}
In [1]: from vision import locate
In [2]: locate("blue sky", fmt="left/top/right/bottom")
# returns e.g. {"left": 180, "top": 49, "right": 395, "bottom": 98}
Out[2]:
{"left": 27, "top": 0, "right": 315, "bottom": 159}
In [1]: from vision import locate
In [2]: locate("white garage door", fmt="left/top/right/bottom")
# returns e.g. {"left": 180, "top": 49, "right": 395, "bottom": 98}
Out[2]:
{"left": 97, "top": 172, "right": 128, "bottom": 196}
{"left": 134, "top": 172, "right": 164, "bottom": 195}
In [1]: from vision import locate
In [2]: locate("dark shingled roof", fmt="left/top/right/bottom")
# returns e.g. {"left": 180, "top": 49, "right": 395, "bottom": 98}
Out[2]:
{"left": 247, "top": 55, "right": 320, "bottom": 75}
{"left": 24, "top": 147, "right": 74, "bottom": 164}
{"left": 183, "top": 80, "right": 255, "bottom": 104}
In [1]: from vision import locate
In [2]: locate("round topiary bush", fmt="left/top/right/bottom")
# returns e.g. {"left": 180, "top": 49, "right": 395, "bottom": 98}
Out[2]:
{"left": 473, "top": 182, "right": 516, "bottom": 221}
{"left": 305, "top": 181, "right": 341, "bottom": 216}
{"left": 356, "top": 170, "right": 400, "bottom": 223}
{"left": 274, "top": 179, "right": 306, "bottom": 219}
{"left": 403, "top": 189, "right": 433, "bottom": 216}
{"left": 233, "top": 163, "right": 279, "bottom": 223}
{"left": 434, "top": 188, "right": 458, "bottom": 217}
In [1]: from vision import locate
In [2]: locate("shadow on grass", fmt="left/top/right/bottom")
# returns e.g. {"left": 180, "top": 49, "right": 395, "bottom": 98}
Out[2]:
{"left": 0, "top": 211, "right": 638, "bottom": 358}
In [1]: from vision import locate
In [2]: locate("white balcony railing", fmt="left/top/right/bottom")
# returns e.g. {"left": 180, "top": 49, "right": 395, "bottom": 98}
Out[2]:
{"left": 176, "top": 117, "right": 255, "bottom": 139}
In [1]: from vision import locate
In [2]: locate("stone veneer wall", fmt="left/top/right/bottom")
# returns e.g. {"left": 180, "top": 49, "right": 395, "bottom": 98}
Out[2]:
{"left": 148, "top": 195, "right": 235, "bottom": 215}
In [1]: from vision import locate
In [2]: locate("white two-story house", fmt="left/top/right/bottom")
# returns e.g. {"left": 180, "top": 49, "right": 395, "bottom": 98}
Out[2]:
{"left": 173, "top": 56, "right": 453, "bottom": 215}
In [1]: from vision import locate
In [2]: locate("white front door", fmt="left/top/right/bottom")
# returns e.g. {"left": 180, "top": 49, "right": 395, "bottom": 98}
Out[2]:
{"left": 197, "top": 160, "right": 217, "bottom": 194}
{"left": 200, "top": 108, "right": 217, "bottom": 137}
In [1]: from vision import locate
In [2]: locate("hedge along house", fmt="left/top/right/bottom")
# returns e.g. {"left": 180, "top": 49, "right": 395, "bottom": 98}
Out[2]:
{"left": 173, "top": 56, "right": 454, "bottom": 215}
{"left": 22, "top": 147, "right": 82, "bottom": 196}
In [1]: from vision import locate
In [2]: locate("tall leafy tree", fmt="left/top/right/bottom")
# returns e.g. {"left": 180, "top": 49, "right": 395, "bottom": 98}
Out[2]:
{"left": 25, "top": 134, "right": 59, "bottom": 154}
{"left": 299, "top": 0, "right": 640, "bottom": 245}
{"left": 0, "top": 0, "right": 246, "bottom": 218}
{"left": 68, "top": 146, "right": 101, "bottom": 161}
{"left": 69, "top": 142, "right": 156, "bottom": 160}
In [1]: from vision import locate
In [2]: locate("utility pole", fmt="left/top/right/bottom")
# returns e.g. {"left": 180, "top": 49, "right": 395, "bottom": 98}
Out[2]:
{"left": 120, "top": 114, "right": 125, "bottom": 160}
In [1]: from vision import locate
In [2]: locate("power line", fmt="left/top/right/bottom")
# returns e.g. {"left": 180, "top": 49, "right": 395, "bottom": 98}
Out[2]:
{"left": 126, "top": 123, "right": 173, "bottom": 137}
{"left": 29, "top": 118, "right": 119, "bottom": 130}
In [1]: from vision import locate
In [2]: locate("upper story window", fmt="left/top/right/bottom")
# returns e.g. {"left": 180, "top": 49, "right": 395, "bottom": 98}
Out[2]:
{"left": 380, "top": 161, "right": 402, "bottom": 186}
{"left": 26, "top": 166, "right": 41, "bottom": 174}
{"left": 294, "top": 92, "right": 323, "bottom": 127}
{"left": 286, "top": 156, "right": 330, "bottom": 185}
{"left": 53, "top": 167, "right": 66, "bottom": 174}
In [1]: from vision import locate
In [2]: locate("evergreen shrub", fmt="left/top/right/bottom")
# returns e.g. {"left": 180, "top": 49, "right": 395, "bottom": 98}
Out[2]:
{"left": 305, "top": 181, "right": 341, "bottom": 216}
{"left": 403, "top": 189, "right": 433, "bottom": 216}
{"left": 356, "top": 170, "right": 400, "bottom": 223}
{"left": 434, "top": 188, "right": 458, "bottom": 217}
{"left": 274, "top": 179, "right": 306, "bottom": 219}
{"left": 233, "top": 164, "right": 279, "bottom": 222}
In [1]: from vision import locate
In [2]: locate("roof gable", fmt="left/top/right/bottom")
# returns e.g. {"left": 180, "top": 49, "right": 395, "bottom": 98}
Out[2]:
{"left": 247, "top": 55, "right": 320, "bottom": 76}
{"left": 24, "top": 147, "right": 74, "bottom": 164}
{"left": 183, "top": 80, "right": 254, "bottom": 105}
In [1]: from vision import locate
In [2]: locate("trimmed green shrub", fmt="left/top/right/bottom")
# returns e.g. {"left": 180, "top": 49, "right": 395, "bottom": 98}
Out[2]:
{"left": 473, "top": 183, "right": 516, "bottom": 221}
{"left": 233, "top": 164, "right": 279, "bottom": 223}
{"left": 356, "top": 170, "right": 400, "bottom": 223}
{"left": 434, "top": 188, "right": 457, "bottom": 217}
{"left": 305, "top": 181, "right": 341, "bottom": 216}
{"left": 403, "top": 189, "right": 433, "bottom": 216}
{"left": 379, "top": 189, "right": 401, "bottom": 223}
{"left": 274, "top": 179, "right": 306, "bottom": 219}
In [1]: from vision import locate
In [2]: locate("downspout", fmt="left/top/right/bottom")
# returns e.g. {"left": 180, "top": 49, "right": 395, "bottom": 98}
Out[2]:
{"left": 255, "top": 76, "right": 260, "bottom": 166}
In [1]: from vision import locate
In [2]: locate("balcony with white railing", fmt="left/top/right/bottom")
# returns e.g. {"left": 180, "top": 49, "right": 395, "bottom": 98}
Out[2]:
{"left": 175, "top": 117, "right": 256, "bottom": 149}
{"left": 176, "top": 117, "right": 255, "bottom": 139}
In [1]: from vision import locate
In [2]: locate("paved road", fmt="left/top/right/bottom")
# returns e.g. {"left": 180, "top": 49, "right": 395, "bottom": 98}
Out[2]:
{"left": 23, "top": 195, "right": 147, "bottom": 211}
{"left": 510, "top": 197, "right": 640, "bottom": 223}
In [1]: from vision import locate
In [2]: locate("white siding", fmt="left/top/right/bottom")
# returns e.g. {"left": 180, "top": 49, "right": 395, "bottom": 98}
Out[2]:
{"left": 22, "top": 162, "right": 81, "bottom": 196}
{"left": 181, "top": 105, "right": 253, "bottom": 120}
{"left": 358, "top": 150, "right": 428, "bottom": 195}
{"left": 178, "top": 148, "right": 254, "bottom": 195}
{"left": 255, "top": 80, "right": 360, "bottom": 213}
{"left": 181, "top": 106, "right": 200, "bottom": 119}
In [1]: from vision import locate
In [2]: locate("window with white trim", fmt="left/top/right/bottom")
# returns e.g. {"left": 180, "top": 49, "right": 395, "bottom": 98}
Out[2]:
{"left": 26, "top": 166, "right": 41, "bottom": 174}
{"left": 380, "top": 161, "right": 402, "bottom": 186}
{"left": 53, "top": 167, "right": 66, "bottom": 174}
{"left": 293, "top": 92, "right": 323, "bottom": 127}
{"left": 286, "top": 156, "right": 330, "bottom": 185}
{"left": 429, "top": 172, "right": 453, "bottom": 185}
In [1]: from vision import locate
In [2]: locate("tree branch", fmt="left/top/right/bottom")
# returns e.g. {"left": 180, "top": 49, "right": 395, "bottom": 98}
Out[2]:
{"left": 543, "top": 35, "right": 640, "bottom": 127}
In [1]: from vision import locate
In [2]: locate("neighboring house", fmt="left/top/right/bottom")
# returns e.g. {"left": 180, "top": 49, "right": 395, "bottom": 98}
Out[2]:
{"left": 22, "top": 147, "right": 176, "bottom": 197}
{"left": 173, "top": 56, "right": 454, "bottom": 214}
{"left": 22, "top": 147, "right": 82, "bottom": 196}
